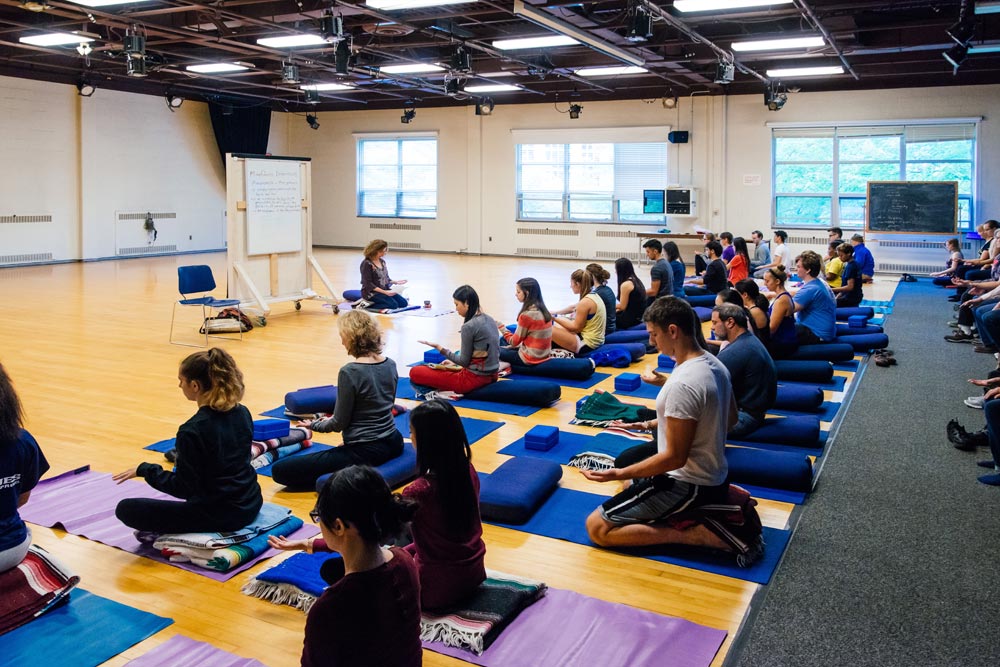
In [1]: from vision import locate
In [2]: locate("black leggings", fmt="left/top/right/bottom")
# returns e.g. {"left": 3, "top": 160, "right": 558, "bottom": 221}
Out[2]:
{"left": 115, "top": 497, "right": 262, "bottom": 534}
{"left": 271, "top": 429, "right": 404, "bottom": 489}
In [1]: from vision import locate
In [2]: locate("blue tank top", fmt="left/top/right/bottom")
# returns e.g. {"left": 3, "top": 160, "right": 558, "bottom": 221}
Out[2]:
{"left": 769, "top": 292, "right": 797, "bottom": 346}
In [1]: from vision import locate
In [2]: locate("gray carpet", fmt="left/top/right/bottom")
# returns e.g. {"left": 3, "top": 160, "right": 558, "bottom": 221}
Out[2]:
{"left": 733, "top": 279, "right": 1000, "bottom": 667}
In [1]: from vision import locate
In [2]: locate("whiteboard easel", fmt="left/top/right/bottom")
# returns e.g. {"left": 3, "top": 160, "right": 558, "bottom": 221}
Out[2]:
{"left": 225, "top": 153, "right": 339, "bottom": 323}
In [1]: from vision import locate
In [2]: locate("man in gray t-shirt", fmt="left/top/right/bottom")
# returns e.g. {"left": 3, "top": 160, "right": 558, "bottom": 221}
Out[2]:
{"left": 642, "top": 239, "right": 673, "bottom": 304}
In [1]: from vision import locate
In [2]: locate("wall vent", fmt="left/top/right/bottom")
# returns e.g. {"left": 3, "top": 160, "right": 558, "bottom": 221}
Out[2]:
{"left": 0, "top": 215, "right": 52, "bottom": 224}
{"left": 117, "top": 212, "right": 176, "bottom": 221}
{"left": 596, "top": 250, "right": 643, "bottom": 261}
{"left": 596, "top": 230, "right": 637, "bottom": 239}
{"left": 516, "top": 248, "right": 579, "bottom": 258}
{"left": 388, "top": 242, "right": 422, "bottom": 250}
{"left": 369, "top": 222, "right": 422, "bottom": 232}
{"left": 876, "top": 262, "right": 941, "bottom": 274}
{"left": 118, "top": 245, "right": 178, "bottom": 256}
{"left": 0, "top": 252, "right": 54, "bottom": 264}
{"left": 788, "top": 234, "right": 827, "bottom": 245}
{"left": 517, "top": 228, "right": 579, "bottom": 237}
{"left": 877, "top": 239, "right": 966, "bottom": 250}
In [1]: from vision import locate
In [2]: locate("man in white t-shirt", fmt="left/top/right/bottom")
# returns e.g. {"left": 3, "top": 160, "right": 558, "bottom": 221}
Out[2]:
{"left": 753, "top": 230, "right": 788, "bottom": 278}
{"left": 583, "top": 297, "right": 758, "bottom": 556}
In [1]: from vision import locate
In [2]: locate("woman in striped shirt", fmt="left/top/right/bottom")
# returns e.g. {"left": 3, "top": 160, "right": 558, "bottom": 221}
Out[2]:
{"left": 499, "top": 277, "right": 553, "bottom": 366}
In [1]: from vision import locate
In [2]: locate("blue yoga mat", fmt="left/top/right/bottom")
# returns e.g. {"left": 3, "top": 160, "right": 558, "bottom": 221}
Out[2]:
{"left": 0, "top": 589, "right": 172, "bottom": 667}
{"left": 498, "top": 431, "right": 805, "bottom": 505}
{"left": 396, "top": 378, "right": 544, "bottom": 417}
{"left": 481, "top": 476, "right": 790, "bottom": 585}
{"left": 143, "top": 438, "right": 335, "bottom": 478}
{"left": 393, "top": 412, "right": 504, "bottom": 444}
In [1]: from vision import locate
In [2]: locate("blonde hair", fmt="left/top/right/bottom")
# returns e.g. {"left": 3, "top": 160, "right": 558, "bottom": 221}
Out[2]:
{"left": 339, "top": 310, "right": 383, "bottom": 358}
{"left": 363, "top": 239, "right": 388, "bottom": 261}
{"left": 179, "top": 348, "right": 244, "bottom": 412}
{"left": 571, "top": 269, "right": 595, "bottom": 301}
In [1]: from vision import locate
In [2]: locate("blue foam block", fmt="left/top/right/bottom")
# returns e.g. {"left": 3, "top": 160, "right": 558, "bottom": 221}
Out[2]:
{"left": 614, "top": 373, "right": 642, "bottom": 392}
{"left": 423, "top": 349, "right": 446, "bottom": 364}
{"left": 525, "top": 425, "right": 559, "bottom": 451}
{"left": 848, "top": 315, "right": 868, "bottom": 328}
{"left": 253, "top": 419, "right": 290, "bottom": 441}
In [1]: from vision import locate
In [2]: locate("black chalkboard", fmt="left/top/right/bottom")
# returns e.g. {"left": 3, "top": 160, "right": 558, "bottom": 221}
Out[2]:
{"left": 866, "top": 181, "right": 957, "bottom": 234}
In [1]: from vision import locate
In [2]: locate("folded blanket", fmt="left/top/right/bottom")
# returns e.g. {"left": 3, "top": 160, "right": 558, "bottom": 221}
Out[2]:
{"left": 0, "top": 545, "right": 80, "bottom": 636}
{"left": 155, "top": 517, "right": 304, "bottom": 572}
{"left": 142, "top": 503, "right": 293, "bottom": 550}
{"left": 251, "top": 442, "right": 306, "bottom": 469}
{"left": 250, "top": 426, "right": 312, "bottom": 459}
{"left": 572, "top": 391, "right": 647, "bottom": 427}
{"left": 664, "top": 484, "right": 765, "bottom": 568}
{"left": 241, "top": 551, "right": 342, "bottom": 612}
{"left": 567, "top": 451, "right": 616, "bottom": 472}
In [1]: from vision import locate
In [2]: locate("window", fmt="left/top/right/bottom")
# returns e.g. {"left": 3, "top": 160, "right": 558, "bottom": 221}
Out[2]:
{"left": 357, "top": 136, "right": 437, "bottom": 218}
{"left": 772, "top": 123, "right": 976, "bottom": 230}
{"left": 516, "top": 141, "right": 668, "bottom": 223}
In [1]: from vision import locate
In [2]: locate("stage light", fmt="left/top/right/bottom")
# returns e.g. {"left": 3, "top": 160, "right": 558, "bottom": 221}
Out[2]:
{"left": 165, "top": 95, "right": 184, "bottom": 110}
{"left": 306, "top": 114, "right": 320, "bottom": 130}
{"left": 943, "top": 44, "right": 968, "bottom": 71}
{"left": 475, "top": 97, "right": 494, "bottom": 116}
{"left": 335, "top": 40, "right": 351, "bottom": 75}
{"left": 569, "top": 103, "right": 582, "bottom": 119}
{"left": 77, "top": 80, "right": 96, "bottom": 97}
{"left": 401, "top": 101, "right": 416, "bottom": 124}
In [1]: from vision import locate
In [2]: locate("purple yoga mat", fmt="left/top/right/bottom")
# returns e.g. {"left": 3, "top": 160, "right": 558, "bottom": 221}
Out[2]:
{"left": 423, "top": 588, "right": 726, "bottom": 667}
{"left": 126, "top": 635, "right": 267, "bottom": 666}
{"left": 20, "top": 467, "right": 317, "bottom": 582}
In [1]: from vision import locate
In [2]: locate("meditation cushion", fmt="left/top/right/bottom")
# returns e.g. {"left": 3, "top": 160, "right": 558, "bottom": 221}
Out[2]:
{"left": 604, "top": 329, "right": 652, "bottom": 344}
{"left": 735, "top": 415, "right": 822, "bottom": 448}
{"left": 787, "top": 344, "right": 855, "bottom": 362}
{"left": 626, "top": 323, "right": 647, "bottom": 331}
{"left": 774, "top": 360, "right": 834, "bottom": 384}
{"left": 285, "top": 385, "right": 338, "bottom": 414}
{"left": 465, "top": 379, "right": 561, "bottom": 406}
{"left": 580, "top": 342, "right": 646, "bottom": 364}
{"left": 685, "top": 295, "right": 717, "bottom": 307}
{"left": 479, "top": 457, "right": 563, "bottom": 524}
{"left": 834, "top": 333, "right": 889, "bottom": 352}
{"left": 693, "top": 307, "right": 713, "bottom": 323}
{"left": 343, "top": 289, "right": 362, "bottom": 302}
{"left": 315, "top": 442, "right": 418, "bottom": 492}
{"left": 835, "top": 323, "right": 883, "bottom": 336}
{"left": 774, "top": 384, "right": 825, "bottom": 412}
{"left": 726, "top": 447, "right": 813, "bottom": 493}
{"left": 835, "top": 307, "right": 875, "bottom": 321}
{"left": 507, "top": 357, "right": 595, "bottom": 381}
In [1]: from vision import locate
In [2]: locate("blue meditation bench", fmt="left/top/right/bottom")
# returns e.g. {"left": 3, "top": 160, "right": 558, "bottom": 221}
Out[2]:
{"left": 465, "top": 379, "right": 561, "bottom": 406}
{"left": 787, "top": 343, "right": 855, "bottom": 362}
{"left": 774, "top": 360, "right": 834, "bottom": 384}
{"left": 774, "top": 384, "right": 824, "bottom": 411}
{"left": 834, "top": 333, "right": 889, "bottom": 352}
{"left": 726, "top": 447, "right": 813, "bottom": 493}
{"left": 502, "top": 357, "right": 595, "bottom": 381}
{"left": 836, "top": 306, "right": 875, "bottom": 321}
{"left": 479, "top": 457, "right": 563, "bottom": 525}
{"left": 315, "top": 442, "right": 418, "bottom": 492}
{"left": 285, "top": 385, "right": 338, "bottom": 415}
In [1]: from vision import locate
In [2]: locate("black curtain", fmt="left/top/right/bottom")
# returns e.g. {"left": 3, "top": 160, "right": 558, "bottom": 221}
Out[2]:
{"left": 208, "top": 103, "right": 272, "bottom": 167}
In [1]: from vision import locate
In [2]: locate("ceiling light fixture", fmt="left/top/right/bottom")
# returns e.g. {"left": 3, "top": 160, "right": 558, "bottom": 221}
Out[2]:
{"left": 186, "top": 63, "right": 250, "bottom": 73}
{"left": 943, "top": 44, "right": 968, "bottom": 72}
{"left": 401, "top": 101, "right": 416, "bottom": 124}
{"left": 367, "top": 0, "right": 469, "bottom": 9}
{"left": 165, "top": 94, "right": 184, "bottom": 111}
{"left": 765, "top": 65, "right": 844, "bottom": 77}
{"left": 715, "top": 60, "right": 735, "bottom": 83}
{"left": 568, "top": 103, "right": 583, "bottom": 119}
{"left": 662, "top": 90, "right": 678, "bottom": 108}
{"left": 335, "top": 40, "right": 351, "bottom": 75}
{"left": 304, "top": 89, "right": 320, "bottom": 103}
{"left": 301, "top": 82, "right": 355, "bottom": 90}
{"left": 731, "top": 35, "right": 824, "bottom": 52}
{"left": 492, "top": 35, "right": 578, "bottom": 50}
{"left": 257, "top": 34, "right": 327, "bottom": 48}
{"left": 464, "top": 83, "right": 520, "bottom": 93}
{"left": 976, "top": 1, "right": 1000, "bottom": 14}
{"left": 320, "top": 12, "right": 345, "bottom": 43}
{"left": 126, "top": 57, "right": 147, "bottom": 77}
{"left": 19, "top": 32, "right": 96, "bottom": 47}
{"left": 306, "top": 113, "right": 320, "bottom": 130}
{"left": 574, "top": 65, "right": 648, "bottom": 77}
{"left": 674, "top": 0, "right": 794, "bottom": 12}
{"left": 475, "top": 97, "right": 495, "bottom": 116}
{"left": 68, "top": 0, "right": 155, "bottom": 5}
{"left": 512, "top": 0, "right": 644, "bottom": 67}
{"left": 626, "top": 4, "right": 652, "bottom": 43}
{"left": 379, "top": 63, "right": 445, "bottom": 74}
{"left": 77, "top": 80, "right": 96, "bottom": 97}
{"left": 451, "top": 45, "right": 472, "bottom": 71}
{"left": 75, "top": 42, "right": 92, "bottom": 56}
{"left": 764, "top": 84, "right": 787, "bottom": 111}
{"left": 281, "top": 62, "right": 300, "bottom": 84}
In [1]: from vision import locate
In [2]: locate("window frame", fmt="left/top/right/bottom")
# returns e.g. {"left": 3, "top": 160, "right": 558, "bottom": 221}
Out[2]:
{"left": 355, "top": 134, "right": 438, "bottom": 220}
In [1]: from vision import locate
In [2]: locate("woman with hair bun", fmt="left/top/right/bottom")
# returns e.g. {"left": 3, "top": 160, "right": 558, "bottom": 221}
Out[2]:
{"left": 114, "top": 347, "right": 263, "bottom": 533}
{"left": 763, "top": 266, "right": 798, "bottom": 359}
{"left": 586, "top": 262, "right": 617, "bottom": 336}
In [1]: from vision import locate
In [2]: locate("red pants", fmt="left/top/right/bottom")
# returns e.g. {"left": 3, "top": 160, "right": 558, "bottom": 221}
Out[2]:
{"left": 409, "top": 366, "right": 496, "bottom": 394}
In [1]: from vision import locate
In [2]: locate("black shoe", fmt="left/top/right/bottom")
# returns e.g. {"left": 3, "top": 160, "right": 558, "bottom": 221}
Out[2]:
{"left": 947, "top": 419, "right": 966, "bottom": 444}
{"left": 950, "top": 422, "right": 988, "bottom": 451}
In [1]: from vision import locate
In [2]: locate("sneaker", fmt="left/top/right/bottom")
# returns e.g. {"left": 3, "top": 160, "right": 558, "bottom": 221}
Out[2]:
{"left": 977, "top": 473, "right": 1000, "bottom": 486}
{"left": 947, "top": 320, "right": 959, "bottom": 327}
{"left": 944, "top": 331, "right": 976, "bottom": 343}
{"left": 977, "top": 459, "right": 998, "bottom": 469}
{"left": 965, "top": 396, "right": 985, "bottom": 409}
{"left": 947, "top": 419, "right": 967, "bottom": 445}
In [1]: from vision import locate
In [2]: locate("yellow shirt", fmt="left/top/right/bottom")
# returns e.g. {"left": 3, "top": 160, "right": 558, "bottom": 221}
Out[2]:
{"left": 580, "top": 293, "right": 607, "bottom": 350}
{"left": 825, "top": 257, "right": 844, "bottom": 288}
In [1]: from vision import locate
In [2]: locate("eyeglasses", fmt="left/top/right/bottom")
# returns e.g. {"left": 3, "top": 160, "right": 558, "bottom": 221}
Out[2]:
{"left": 309, "top": 508, "right": 321, "bottom": 523}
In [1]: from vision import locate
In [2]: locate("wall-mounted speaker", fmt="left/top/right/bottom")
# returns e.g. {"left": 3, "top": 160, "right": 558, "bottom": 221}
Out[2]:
{"left": 668, "top": 131, "right": 689, "bottom": 144}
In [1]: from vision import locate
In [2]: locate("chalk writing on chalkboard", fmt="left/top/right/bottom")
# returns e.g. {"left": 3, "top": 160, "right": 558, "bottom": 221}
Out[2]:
{"left": 245, "top": 159, "right": 303, "bottom": 255}
{"left": 866, "top": 181, "right": 957, "bottom": 235}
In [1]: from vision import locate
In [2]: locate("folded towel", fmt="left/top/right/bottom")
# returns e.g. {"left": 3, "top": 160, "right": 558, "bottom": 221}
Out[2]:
{"left": 0, "top": 545, "right": 80, "bottom": 636}
{"left": 143, "top": 503, "right": 292, "bottom": 550}
{"left": 156, "top": 516, "right": 303, "bottom": 572}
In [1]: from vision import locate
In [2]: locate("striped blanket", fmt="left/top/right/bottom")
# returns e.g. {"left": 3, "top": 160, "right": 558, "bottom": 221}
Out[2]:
{"left": 250, "top": 426, "right": 312, "bottom": 459}
{"left": 243, "top": 555, "right": 546, "bottom": 655}
{"left": 150, "top": 516, "right": 304, "bottom": 572}
{"left": 140, "top": 503, "right": 292, "bottom": 550}
{"left": 0, "top": 545, "right": 80, "bottom": 636}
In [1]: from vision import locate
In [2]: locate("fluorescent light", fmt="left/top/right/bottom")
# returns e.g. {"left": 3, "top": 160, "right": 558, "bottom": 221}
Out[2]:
{"left": 675, "top": 0, "right": 794, "bottom": 11}
{"left": 479, "top": 71, "right": 519, "bottom": 77}
{"left": 464, "top": 84, "right": 520, "bottom": 92}
{"left": 379, "top": 63, "right": 445, "bottom": 74}
{"left": 969, "top": 43, "right": 1000, "bottom": 54}
{"left": 257, "top": 34, "right": 327, "bottom": 48}
{"left": 766, "top": 65, "right": 844, "bottom": 77}
{"left": 300, "top": 82, "right": 355, "bottom": 90}
{"left": 19, "top": 32, "right": 95, "bottom": 47}
{"left": 575, "top": 65, "right": 648, "bottom": 76}
{"left": 366, "top": 0, "right": 470, "bottom": 9}
{"left": 512, "top": 0, "right": 644, "bottom": 67}
{"left": 975, "top": 1, "right": 1000, "bottom": 14}
{"left": 492, "top": 35, "right": 578, "bottom": 50}
{"left": 732, "top": 35, "right": 824, "bottom": 52}
{"left": 69, "top": 0, "right": 155, "bottom": 5}
{"left": 186, "top": 63, "right": 249, "bottom": 73}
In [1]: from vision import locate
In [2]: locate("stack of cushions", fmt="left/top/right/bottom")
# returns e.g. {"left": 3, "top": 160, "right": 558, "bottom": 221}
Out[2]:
{"left": 315, "top": 442, "right": 419, "bottom": 492}
{"left": 479, "top": 457, "right": 563, "bottom": 524}
{"left": 250, "top": 425, "right": 312, "bottom": 469}
{"left": 835, "top": 322, "right": 883, "bottom": 336}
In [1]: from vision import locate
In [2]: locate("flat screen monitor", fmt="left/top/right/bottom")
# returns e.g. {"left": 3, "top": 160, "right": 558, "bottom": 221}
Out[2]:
{"left": 643, "top": 189, "right": 665, "bottom": 214}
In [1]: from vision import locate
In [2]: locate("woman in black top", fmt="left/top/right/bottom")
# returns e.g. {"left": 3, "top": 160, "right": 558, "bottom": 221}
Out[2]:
{"left": 114, "top": 348, "right": 263, "bottom": 534}
{"left": 613, "top": 257, "right": 647, "bottom": 330}
{"left": 735, "top": 279, "right": 771, "bottom": 347}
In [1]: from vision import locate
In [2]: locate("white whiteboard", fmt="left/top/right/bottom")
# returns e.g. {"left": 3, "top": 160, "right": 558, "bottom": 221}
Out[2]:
{"left": 245, "top": 159, "right": 303, "bottom": 255}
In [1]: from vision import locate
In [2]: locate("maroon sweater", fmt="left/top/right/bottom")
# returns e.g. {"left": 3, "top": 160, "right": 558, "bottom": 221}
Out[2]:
{"left": 301, "top": 547, "right": 422, "bottom": 667}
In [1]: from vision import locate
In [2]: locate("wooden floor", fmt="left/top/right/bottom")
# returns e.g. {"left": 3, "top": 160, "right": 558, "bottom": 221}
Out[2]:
{"left": 0, "top": 249, "right": 896, "bottom": 666}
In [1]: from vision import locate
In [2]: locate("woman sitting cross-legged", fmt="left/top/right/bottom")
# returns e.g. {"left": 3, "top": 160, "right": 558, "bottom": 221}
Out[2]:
{"left": 499, "top": 277, "right": 553, "bottom": 367}
{"left": 763, "top": 265, "right": 798, "bottom": 359}
{"left": 613, "top": 257, "right": 648, "bottom": 331}
{"left": 271, "top": 310, "right": 403, "bottom": 489}
{"left": 114, "top": 348, "right": 263, "bottom": 533}
{"left": 411, "top": 285, "right": 499, "bottom": 393}
{"left": 551, "top": 269, "right": 607, "bottom": 355}
{"left": 272, "top": 399, "right": 487, "bottom": 611}
{"left": 359, "top": 239, "right": 408, "bottom": 311}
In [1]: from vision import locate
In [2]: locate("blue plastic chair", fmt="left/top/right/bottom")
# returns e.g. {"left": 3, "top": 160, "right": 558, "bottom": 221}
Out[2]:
{"left": 169, "top": 265, "right": 243, "bottom": 346}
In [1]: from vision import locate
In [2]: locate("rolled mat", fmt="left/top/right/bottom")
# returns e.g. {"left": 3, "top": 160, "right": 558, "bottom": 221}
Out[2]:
{"left": 836, "top": 306, "right": 875, "bottom": 320}
{"left": 285, "top": 385, "right": 337, "bottom": 415}
{"left": 835, "top": 323, "right": 883, "bottom": 336}
{"left": 774, "top": 360, "right": 834, "bottom": 384}
{"left": 125, "top": 635, "right": 266, "bottom": 667}
{"left": 0, "top": 589, "right": 172, "bottom": 667}
{"left": 787, "top": 344, "right": 855, "bottom": 362}
{"left": 604, "top": 330, "right": 652, "bottom": 344}
{"left": 833, "top": 333, "right": 889, "bottom": 352}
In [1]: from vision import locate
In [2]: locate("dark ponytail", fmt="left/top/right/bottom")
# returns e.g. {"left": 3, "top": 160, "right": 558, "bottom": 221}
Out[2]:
{"left": 0, "top": 362, "right": 25, "bottom": 444}
{"left": 316, "top": 466, "right": 417, "bottom": 545}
